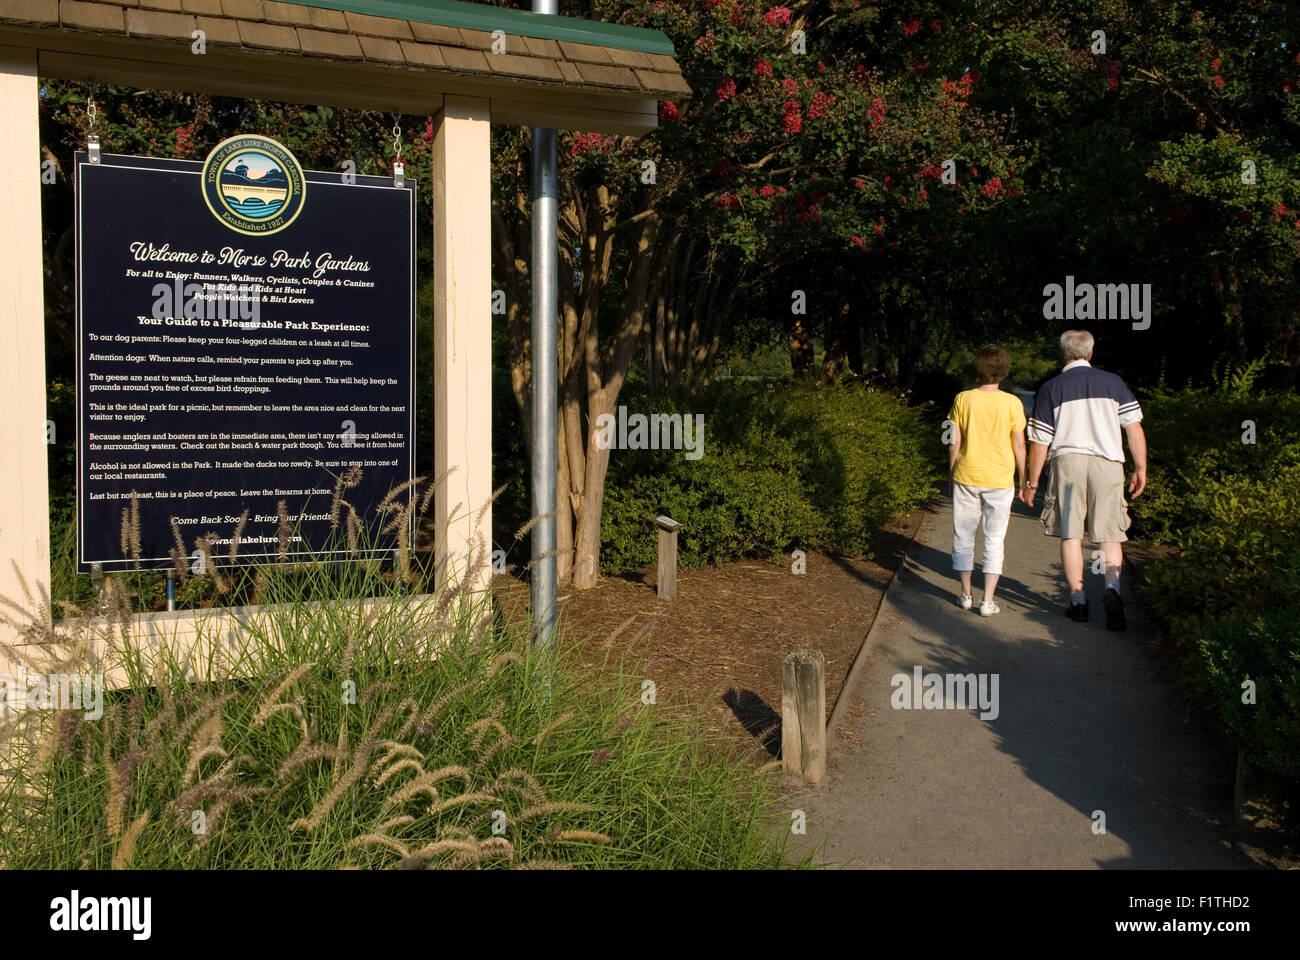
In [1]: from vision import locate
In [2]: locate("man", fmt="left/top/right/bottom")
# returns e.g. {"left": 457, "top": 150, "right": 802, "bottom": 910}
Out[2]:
{"left": 1020, "top": 330, "right": 1147, "bottom": 630}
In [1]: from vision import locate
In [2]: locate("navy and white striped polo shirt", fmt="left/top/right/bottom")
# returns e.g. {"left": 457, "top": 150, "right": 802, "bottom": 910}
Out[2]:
{"left": 1027, "top": 360, "right": 1142, "bottom": 462}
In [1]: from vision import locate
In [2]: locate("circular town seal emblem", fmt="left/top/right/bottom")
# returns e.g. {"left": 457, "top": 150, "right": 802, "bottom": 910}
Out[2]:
{"left": 201, "top": 134, "right": 306, "bottom": 236}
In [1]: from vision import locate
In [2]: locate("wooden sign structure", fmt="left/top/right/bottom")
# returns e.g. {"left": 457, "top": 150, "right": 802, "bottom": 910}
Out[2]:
{"left": 0, "top": 0, "right": 690, "bottom": 680}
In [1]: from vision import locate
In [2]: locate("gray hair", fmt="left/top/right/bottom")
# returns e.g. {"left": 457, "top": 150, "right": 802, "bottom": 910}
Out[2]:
{"left": 1059, "top": 329, "right": 1094, "bottom": 362}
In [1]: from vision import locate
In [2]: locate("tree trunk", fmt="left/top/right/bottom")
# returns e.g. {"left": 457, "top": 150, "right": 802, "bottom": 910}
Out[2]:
{"left": 820, "top": 300, "right": 857, "bottom": 382}
{"left": 571, "top": 388, "right": 613, "bottom": 588}
{"left": 787, "top": 313, "right": 815, "bottom": 377}
{"left": 554, "top": 413, "right": 574, "bottom": 585}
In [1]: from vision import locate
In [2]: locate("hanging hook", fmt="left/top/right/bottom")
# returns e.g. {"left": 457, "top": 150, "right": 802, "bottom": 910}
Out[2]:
{"left": 391, "top": 110, "right": 405, "bottom": 188}
{"left": 87, "top": 93, "right": 101, "bottom": 164}
{"left": 91, "top": 562, "right": 108, "bottom": 617}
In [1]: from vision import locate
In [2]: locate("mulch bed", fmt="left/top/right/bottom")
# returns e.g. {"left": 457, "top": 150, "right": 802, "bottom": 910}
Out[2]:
{"left": 493, "top": 505, "right": 931, "bottom": 758}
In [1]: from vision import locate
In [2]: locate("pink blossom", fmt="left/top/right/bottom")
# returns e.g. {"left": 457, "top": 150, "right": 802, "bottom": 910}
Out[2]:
{"left": 755, "top": 60, "right": 773, "bottom": 76}
{"left": 902, "top": 18, "right": 921, "bottom": 36}
{"left": 659, "top": 101, "right": 679, "bottom": 122}
{"left": 764, "top": 7, "right": 792, "bottom": 27}
{"left": 717, "top": 77, "right": 737, "bottom": 100}
{"left": 571, "top": 132, "right": 606, "bottom": 157}
{"left": 868, "top": 98, "right": 886, "bottom": 130}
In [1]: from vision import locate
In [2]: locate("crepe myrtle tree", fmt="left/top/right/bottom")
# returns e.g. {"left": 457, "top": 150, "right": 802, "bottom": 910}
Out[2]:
{"left": 700, "top": 59, "right": 1023, "bottom": 383}
{"left": 490, "top": 0, "right": 1019, "bottom": 588}
{"left": 642, "top": 0, "right": 1024, "bottom": 385}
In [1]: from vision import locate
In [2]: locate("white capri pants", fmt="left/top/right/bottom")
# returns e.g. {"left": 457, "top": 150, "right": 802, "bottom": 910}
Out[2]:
{"left": 952, "top": 482, "right": 1015, "bottom": 575}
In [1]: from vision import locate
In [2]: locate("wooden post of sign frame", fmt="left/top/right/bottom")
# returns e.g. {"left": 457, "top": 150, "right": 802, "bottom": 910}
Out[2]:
{"left": 0, "top": 46, "right": 50, "bottom": 650}
{"left": 432, "top": 95, "right": 493, "bottom": 598}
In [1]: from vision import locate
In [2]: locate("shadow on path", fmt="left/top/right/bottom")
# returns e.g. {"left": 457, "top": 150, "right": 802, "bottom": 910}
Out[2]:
{"left": 782, "top": 498, "right": 1250, "bottom": 869}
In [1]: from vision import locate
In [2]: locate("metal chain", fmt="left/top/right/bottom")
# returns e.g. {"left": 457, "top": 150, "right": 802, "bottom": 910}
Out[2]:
{"left": 391, "top": 112, "right": 403, "bottom": 163}
{"left": 87, "top": 97, "right": 97, "bottom": 132}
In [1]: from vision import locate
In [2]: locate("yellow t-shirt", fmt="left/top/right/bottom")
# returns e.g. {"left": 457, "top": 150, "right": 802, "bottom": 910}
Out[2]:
{"left": 949, "top": 388, "right": 1026, "bottom": 489}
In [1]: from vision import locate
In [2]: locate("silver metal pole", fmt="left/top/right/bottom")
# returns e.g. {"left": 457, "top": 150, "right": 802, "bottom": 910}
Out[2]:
{"left": 530, "top": 0, "right": 559, "bottom": 653}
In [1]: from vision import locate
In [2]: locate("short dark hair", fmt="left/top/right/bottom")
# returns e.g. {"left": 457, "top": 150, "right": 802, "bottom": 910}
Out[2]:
{"left": 973, "top": 344, "right": 1011, "bottom": 384}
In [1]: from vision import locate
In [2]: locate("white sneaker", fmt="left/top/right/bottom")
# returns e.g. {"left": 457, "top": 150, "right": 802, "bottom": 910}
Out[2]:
{"left": 979, "top": 600, "right": 1001, "bottom": 617}
{"left": 958, "top": 594, "right": 973, "bottom": 610}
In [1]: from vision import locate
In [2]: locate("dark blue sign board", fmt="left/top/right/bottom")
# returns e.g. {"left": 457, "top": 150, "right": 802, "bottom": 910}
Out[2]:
{"left": 75, "top": 145, "right": 416, "bottom": 572}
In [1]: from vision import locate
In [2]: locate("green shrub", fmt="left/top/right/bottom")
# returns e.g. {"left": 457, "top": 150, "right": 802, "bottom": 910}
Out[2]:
{"left": 599, "top": 380, "right": 941, "bottom": 572}
{"left": 750, "top": 381, "right": 942, "bottom": 555}
{"left": 1190, "top": 607, "right": 1300, "bottom": 779}
{"left": 1142, "top": 462, "right": 1300, "bottom": 779}
{"left": 1130, "top": 371, "right": 1300, "bottom": 543}
{"left": 1141, "top": 467, "right": 1300, "bottom": 632}
{"left": 602, "top": 442, "right": 826, "bottom": 571}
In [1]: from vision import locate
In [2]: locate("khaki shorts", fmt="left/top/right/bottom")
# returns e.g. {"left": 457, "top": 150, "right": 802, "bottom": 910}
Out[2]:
{"left": 1041, "top": 453, "right": 1131, "bottom": 543}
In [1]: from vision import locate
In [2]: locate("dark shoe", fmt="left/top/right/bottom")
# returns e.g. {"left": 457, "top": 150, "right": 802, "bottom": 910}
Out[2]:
{"left": 1103, "top": 588, "right": 1127, "bottom": 631}
{"left": 1065, "top": 599, "right": 1089, "bottom": 622}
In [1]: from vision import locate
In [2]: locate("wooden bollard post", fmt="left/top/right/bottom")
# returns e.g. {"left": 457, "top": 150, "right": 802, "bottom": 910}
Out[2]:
{"left": 653, "top": 515, "right": 680, "bottom": 601}
{"left": 781, "top": 649, "right": 826, "bottom": 783}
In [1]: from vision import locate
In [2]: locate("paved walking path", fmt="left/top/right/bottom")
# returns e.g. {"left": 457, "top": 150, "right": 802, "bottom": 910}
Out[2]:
{"left": 784, "top": 496, "right": 1249, "bottom": 869}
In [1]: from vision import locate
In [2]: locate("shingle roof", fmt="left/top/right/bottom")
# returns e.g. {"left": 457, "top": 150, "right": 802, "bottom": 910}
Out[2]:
{"left": 2, "top": 0, "right": 692, "bottom": 100}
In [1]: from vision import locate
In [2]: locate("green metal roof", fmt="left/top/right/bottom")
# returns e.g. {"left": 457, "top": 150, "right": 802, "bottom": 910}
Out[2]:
{"left": 293, "top": 0, "right": 677, "bottom": 56}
